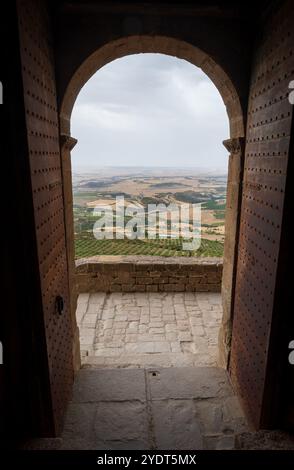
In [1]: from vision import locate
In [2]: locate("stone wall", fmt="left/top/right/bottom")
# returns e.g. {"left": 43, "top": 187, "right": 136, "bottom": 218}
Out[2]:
{"left": 76, "top": 256, "right": 223, "bottom": 294}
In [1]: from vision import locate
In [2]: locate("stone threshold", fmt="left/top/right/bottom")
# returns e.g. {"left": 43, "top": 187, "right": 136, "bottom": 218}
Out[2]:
{"left": 82, "top": 352, "right": 217, "bottom": 369}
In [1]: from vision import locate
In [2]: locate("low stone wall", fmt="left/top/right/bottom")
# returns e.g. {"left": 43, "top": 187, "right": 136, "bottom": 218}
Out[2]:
{"left": 76, "top": 256, "right": 223, "bottom": 294}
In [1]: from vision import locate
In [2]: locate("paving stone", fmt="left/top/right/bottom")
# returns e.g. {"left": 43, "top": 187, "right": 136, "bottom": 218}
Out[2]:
{"left": 180, "top": 341, "right": 197, "bottom": 353}
{"left": 86, "top": 304, "right": 102, "bottom": 315}
{"left": 90, "top": 293, "right": 106, "bottom": 304}
{"left": 191, "top": 325, "right": 205, "bottom": 336}
{"left": 190, "top": 317, "right": 204, "bottom": 326}
{"left": 138, "top": 334, "right": 155, "bottom": 342}
{"left": 62, "top": 403, "right": 96, "bottom": 440}
{"left": 125, "top": 334, "right": 138, "bottom": 342}
{"left": 150, "top": 307, "right": 162, "bottom": 314}
{"left": 115, "top": 314, "right": 128, "bottom": 321}
{"left": 78, "top": 293, "right": 90, "bottom": 304}
{"left": 193, "top": 336, "right": 210, "bottom": 352}
{"left": 76, "top": 303, "right": 88, "bottom": 316}
{"left": 104, "top": 340, "right": 124, "bottom": 348}
{"left": 153, "top": 342, "right": 170, "bottom": 353}
{"left": 125, "top": 343, "right": 139, "bottom": 353}
{"left": 149, "top": 335, "right": 166, "bottom": 342}
{"left": 149, "top": 327, "right": 164, "bottom": 335}
{"left": 170, "top": 353, "right": 195, "bottom": 367}
{"left": 139, "top": 325, "right": 148, "bottom": 333}
{"left": 113, "top": 328, "right": 125, "bottom": 335}
{"left": 78, "top": 292, "right": 222, "bottom": 369}
{"left": 82, "top": 314, "right": 98, "bottom": 327}
{"left": 76, "top": 310, "right": 85, "bottom": 325}
{"left": 94, "top": 348, "right": 121, "bottom": 356}
{"left": 150, "top": 314, "right": 162, "bottom": 320}
{"left": 193, "top": 354, "right": 217, "bottom": 367}
{"left": 104, "top": 319, "right": 114, "bottom": 329}
{"left": 203, "top": 434, "right": 235, "bottom": 450}
{"left": 162, "top": 315, "right": 176, "bottom": 322}
{"left": 152, "top": 399, "right": 203, "bottom": 450}
{"left": 177, "top": 321, "right": 190, "bottom": 331}
{"left": 94, "top": 401, "right": 149, "bottom": 442}
{"left": 113, "top": 321, "right": 128, "bottom": 328}
{"left": 136, "top": 342, "right": 155, "bottom": 353}
{"left": 166, "top": 332, "right": 178, "bottom": 341}
{"left": 141, "top": 307, "right": 150, "bottom": 315}
{"left": 149, "top": 321, "right": 164, "bottom": 328}
{"left": 170, "top": 341, "right": 182, "bottom": 353}
{"left": 72, "top": 369, "right": 146, "bottom": 402}
{"left": 128, "top": 314, "right": 140, "bottom": 321}
{"left": 103, "top": 330, "right": 113, "bottom": 338}
{"left": 222, "top": 396, "right": 248, "bottom": 433}
{"left": 196, "top": 401, "right": 225, "bottom": 434}
{"left": 80, "top": 329, "right": 95, "bottom": 343}
{"left": 102, "top": 311, "right": 115, "bottom": 320}
{"left": 164, "top": 323, "right": 176, "bottom": 332}
{"left": 178, "top": 331, "right": 192, "bottom": 341}
{"left": 149, "top": 367, "right": 232, "bottom": 400}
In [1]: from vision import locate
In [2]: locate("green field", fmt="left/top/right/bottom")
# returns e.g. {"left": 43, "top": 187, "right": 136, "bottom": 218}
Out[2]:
{"left": 75, "top": 232, "right": 224, "bottom": 258}
{"left": 202, "top": 200, "right": 226, "bottom": 210}
{"left": 73, "top": 190, "right": 225, "bottom": 259}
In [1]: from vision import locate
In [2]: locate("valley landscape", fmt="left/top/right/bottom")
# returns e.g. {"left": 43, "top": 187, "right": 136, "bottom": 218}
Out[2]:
{"left": 72, "top": 167, "right": 226, "bottom": 259}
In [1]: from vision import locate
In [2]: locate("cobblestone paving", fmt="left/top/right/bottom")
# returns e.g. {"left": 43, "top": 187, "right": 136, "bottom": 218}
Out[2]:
{"left": 76, "top": 292, "right": 222, "bottom": 368}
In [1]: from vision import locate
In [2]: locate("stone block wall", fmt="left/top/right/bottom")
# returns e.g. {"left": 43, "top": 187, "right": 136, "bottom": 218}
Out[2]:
{"left": 76, "top": 256, "right": 223, "bottom": 294}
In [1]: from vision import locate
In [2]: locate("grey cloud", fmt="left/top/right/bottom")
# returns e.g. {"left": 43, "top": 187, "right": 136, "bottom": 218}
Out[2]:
{"left": 71, "top": 53, "right": 229, "bottom": 170}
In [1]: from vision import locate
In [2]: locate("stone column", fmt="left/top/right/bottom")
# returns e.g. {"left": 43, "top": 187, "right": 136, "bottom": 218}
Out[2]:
{"left": 60, "top": 133, "right": 81, "bottom": 372}
{"left": 218, "top": 137, "right": 245, "bottom": 368}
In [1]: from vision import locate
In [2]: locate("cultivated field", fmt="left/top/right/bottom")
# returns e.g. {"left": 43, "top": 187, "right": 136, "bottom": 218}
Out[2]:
{"left": 73, "top": 168, "right": 227, "bottom": 258}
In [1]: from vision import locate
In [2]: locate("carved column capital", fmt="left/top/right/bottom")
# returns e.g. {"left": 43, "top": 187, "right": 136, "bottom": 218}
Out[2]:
{"left": 60, "top": 134, "right": 78, "bottom": 151}
{"left": 223, "top": 137, "right": 245, "bottom": 154}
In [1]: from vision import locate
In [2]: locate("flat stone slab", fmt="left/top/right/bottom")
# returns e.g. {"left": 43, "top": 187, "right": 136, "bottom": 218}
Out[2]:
{"left": 152, "top": 399, "right": 203, "bottom": 450}
{"left": 58, "top": 367, "right": 248, "bottom": 450}
{"left": 62, "top": 401, "right": 151, "bottom": 450}
{"left": 62, "top": 403, "right": 97, "bottom": 441}
{"left": 94, "top": 401, "right": 149, "bottom": 445}
{"left": 72, "top": 368, "right": 146, "bottom": 402}
{"left": 148, "top": 367, "right": 233, "bottom": 400}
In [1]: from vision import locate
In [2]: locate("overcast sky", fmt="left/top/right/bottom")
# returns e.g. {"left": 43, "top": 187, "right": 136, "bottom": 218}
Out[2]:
{"left": 71, "top": 53, "right": 229, "bottom": 172}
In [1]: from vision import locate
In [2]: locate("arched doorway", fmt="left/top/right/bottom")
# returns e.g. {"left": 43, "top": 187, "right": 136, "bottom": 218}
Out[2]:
{"left": 11, "top": 0, "right": 294, "bottom": 441}
{"left": 59, "top": 35, "right": 245, "bottom": 372}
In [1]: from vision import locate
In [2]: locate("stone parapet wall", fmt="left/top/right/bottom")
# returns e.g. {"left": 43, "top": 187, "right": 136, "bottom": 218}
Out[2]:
{"left": 76, "top": 256, "right": 223, "bottom": 294}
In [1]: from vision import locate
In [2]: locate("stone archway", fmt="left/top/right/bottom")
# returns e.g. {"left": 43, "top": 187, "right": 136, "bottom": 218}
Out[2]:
{"left": 60, "top": 35, "right": 244, "bottom": 138}
{"left": 59, "top": 35, "right": 245, "bottom": 370}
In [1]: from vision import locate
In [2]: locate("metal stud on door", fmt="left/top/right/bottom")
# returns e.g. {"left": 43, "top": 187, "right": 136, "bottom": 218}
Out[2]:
{"left": 230, "top": 0, "right": 294, "bottom": 429}
{"left": 17, "top": 0, "right": 74, "bottom": 435}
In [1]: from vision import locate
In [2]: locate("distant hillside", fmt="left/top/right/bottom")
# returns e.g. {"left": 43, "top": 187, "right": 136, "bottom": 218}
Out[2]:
{"left": 174, "top": 191, "right": 210, "bottom": 204}
{"left": 150, "top": 182, "right": 189, "bottom": 189}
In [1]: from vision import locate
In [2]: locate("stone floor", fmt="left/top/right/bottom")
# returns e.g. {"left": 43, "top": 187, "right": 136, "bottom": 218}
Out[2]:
{"left": 60, "top": 367, "right": 248, "bottom": 450}
{"left": 77, "top": 292, "right": 222, "bottom": 368}
{"left": 17, "top": 291, "right": 294, "bottom": 451}
{"left": 65, "top": 292, "right": 248, "bottom": 450}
